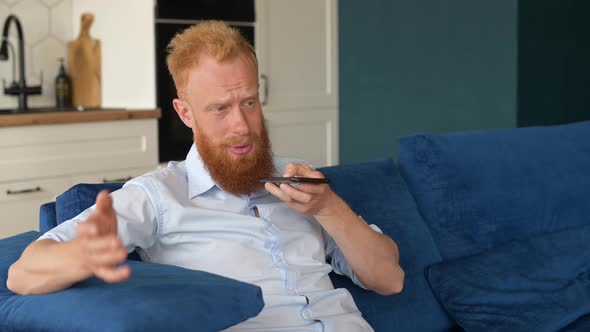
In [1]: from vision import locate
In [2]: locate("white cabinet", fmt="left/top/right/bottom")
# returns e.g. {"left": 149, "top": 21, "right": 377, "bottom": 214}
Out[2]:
{"left": 256, "top": 0, "right": 339, "bottom": 167}
{"left": 0, "top": 177, "right": 72, "bottom": 239}
{"left": 255, "top": 0, "right": 338, "bottom": 110}
{"left": 265, "top": 108, "right": 338, "bottom": 168}
{"left": 72, "top": 167, "right": 155, "bottom": 185}
{"left": 0, "top": 119, "right": 158, "bottom": 238}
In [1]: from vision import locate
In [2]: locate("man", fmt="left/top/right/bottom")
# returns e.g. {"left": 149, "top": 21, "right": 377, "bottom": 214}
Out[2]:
{"left": 7, "top": 21, "right": 404, "bottom": 331}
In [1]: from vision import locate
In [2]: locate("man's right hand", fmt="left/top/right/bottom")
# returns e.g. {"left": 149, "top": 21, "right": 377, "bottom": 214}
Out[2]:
{"left": 75, "top": 190, "right": 131, "bottom": 283}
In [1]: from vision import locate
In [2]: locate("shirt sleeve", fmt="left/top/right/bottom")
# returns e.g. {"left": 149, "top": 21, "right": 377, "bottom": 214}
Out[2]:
{"left": 37, "top": 180, "right": 159, "bottom": 254}
{"left": 322, "top": 216, "right": 383, "bottom": 290}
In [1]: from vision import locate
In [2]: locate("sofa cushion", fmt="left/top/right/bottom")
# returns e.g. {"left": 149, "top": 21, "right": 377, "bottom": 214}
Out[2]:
{"left": 398, "top": 121, "right": 590, "bottom": 259}
{"left": 426, "top": 223, "right": 590, "bottom": 332}
{"left": 56, "top": 182, "right": 124, "bottom": 225}
{"left": 320, "top": 158, "right": 455, "bottom": 332}
{"left": 0, "top": 231, "right": 264, "bottom": 332}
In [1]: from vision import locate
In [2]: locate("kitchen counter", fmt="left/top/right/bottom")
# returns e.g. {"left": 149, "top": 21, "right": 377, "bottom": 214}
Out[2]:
{"left": 0, "top": 108, "right": 161, "bottom": 127}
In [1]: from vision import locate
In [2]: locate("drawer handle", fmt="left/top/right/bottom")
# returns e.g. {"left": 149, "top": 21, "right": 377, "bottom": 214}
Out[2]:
{"left": 7, "top": 186, "right": 42, "bottom": 195}
{"left": 103, "top": 176, "right": 132, "bottom": 183}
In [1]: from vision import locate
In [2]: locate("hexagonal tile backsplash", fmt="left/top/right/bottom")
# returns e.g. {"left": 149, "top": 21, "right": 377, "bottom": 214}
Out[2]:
{"left": 0, "top": 0, "right": 72, "bottom": 109}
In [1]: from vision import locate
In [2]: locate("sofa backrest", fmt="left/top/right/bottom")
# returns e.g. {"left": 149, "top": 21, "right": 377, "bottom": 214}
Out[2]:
{"left": 398, "top": 120, "right": 590, "bottom": 260}
{"left": 39, "top": 202, "right": 57, "bottom": 234}
{"left": 320, "top": 158, "right": 455, "bottom": 332}
{"left": 40, "top": 183, "right": 125, "bottom": 233}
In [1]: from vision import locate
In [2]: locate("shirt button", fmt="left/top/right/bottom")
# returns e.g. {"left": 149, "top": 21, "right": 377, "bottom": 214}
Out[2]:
{"left": 302, "top": 309, "right": 312, "bottom": 319}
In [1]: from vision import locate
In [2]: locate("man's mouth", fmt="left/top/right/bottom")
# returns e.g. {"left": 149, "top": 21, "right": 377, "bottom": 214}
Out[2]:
{"left": 228, "top": 143, "right": 253, "bottom": 156}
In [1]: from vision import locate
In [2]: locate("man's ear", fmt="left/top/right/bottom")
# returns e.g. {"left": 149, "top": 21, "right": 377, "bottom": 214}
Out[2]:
{"left": 172, "top": 98, "right": 195, "bottom": 129}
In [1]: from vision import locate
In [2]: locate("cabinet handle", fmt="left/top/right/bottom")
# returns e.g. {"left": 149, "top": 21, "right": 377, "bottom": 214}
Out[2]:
{"left": 103, "top": 176, "right": 132, "bottom": 183}
{"left": 260, "top": 74, "right": 269, "bottom": 106}
{"left": 6, "top": 186, "right": 42, "bottom": 195}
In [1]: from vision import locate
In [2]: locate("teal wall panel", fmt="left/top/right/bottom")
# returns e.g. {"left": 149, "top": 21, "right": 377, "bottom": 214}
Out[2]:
{"left": 339, "top": 0, "right": 517, "bottom": 163}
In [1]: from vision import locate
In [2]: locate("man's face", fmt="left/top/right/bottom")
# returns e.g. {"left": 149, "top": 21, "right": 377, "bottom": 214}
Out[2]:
{"left": 173, "top": 54, "right": 274, "bottom": 195}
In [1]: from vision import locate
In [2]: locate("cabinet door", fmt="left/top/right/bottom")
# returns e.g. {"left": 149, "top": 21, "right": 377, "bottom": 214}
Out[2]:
{"left": 0, "top": 177, "right": 73, "bottom": 238}
{"left": 71, "top": 167, "right": 157, "bottom": 185}
{"left": 0, "top": 119, "right": 158, "bottom": 183}
{"left": 255, "top": 0, "right": 338, "bottom": 111}
{"left": 265, "top": 108, "right": 338, "bottom": 168}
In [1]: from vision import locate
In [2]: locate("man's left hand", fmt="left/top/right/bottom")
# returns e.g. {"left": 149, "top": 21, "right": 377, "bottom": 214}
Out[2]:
{"left": 264, "top": 163, "right": 340, "bottom": 217}
{"left": 265, "top": 163, "right": 405, "bottom": 295}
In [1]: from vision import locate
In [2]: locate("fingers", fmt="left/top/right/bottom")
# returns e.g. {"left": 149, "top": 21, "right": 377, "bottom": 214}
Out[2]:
{"left": 94, "top": 265, "right": 132, "bottom": 283}
{"left": 265, "top": 181, "right": 321, "bottom": 204}
{"left": 283, "top": 163, "right": 315, "bottom": 177}
{"left": 265, "top": 182, "right": 319, "bottom": 215}
{"left": 279, "top": 183, "right": 314, "bottom": 203}
{"left": 95, "top": 190, "right": 113, "bottom": 213}
{"left": 294, "top": 183, "right": 326, "bottom": 194}
{"left": 73, "top": 192, "right": 128, "bottom": 284}
{"left": 75, "top": 221, "right": 130, "bottom": 284}
{"left": 266, "top": 164, "right": 335, "bottom": 216}
{"left": 81, "top": 236, "right": 127, "bottom": 266}
{"left": 88, "top": 190, "right": 117, "bottom": 236}
{"left": 76, "top": 221, "right": 98, "bottom": 237}
{"left": 265, "top": 182, "right": 292, "bottom": 202}
{"left": 283, "top": 163, "right": 298, "bottom": 177}
{"left": 283, "top": 164, "right": 328, "bottom": 193}
{"left": 267, "top": 163, "right": 329, "bottom": 205}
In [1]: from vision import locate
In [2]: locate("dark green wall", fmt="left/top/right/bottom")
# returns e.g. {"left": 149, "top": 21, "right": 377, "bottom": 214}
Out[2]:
{"left": 339, "top": 0, "right": 517, "bottom": 163}
{"left": 518, "top": 0, "right": 590, "bottom": 127}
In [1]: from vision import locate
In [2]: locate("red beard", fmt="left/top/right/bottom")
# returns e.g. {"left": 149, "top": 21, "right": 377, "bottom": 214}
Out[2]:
{"left": 194, "top": 122, "right": 275, "bottom": 195}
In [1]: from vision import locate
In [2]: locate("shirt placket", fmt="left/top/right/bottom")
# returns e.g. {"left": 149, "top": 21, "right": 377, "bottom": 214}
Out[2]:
{"left": 251, "top": 205, "right": 298, "bottom": 294}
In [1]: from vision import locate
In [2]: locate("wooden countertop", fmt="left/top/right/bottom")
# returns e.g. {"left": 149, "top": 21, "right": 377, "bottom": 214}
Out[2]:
{"left": 0, "top": 108, "right": 161, "bottom": 127}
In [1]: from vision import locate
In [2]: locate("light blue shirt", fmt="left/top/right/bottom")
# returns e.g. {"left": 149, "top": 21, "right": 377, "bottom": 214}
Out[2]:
{"left": 40, "top": 145, "right": 377, "bottom": 332}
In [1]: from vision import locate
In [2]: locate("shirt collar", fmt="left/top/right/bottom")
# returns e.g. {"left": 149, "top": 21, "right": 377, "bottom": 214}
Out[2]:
{"left": 186, "top": 144, "right": 217, "bottom": 199}
{"left": 185, "top": 144, "right": 301, "bottom": 200}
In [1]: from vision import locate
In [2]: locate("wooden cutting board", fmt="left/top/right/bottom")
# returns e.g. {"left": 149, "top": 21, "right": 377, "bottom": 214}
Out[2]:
{"left": 67, "top": 13, "right": 101, "bottom": 108}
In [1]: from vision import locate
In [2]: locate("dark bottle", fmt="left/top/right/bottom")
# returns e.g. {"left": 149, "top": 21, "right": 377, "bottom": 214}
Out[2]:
{"left": 55, "top": 57, "right": 72, "bottom": 109}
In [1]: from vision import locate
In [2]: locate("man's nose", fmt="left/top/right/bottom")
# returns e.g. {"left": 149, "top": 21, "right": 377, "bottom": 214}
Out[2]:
{"left": 229, "top": 108, "right": 250, "bottom": 135}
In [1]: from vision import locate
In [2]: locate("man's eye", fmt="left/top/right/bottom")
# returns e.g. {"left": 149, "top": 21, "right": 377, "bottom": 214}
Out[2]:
{"left": 243, "top": 100, "right": 256, "bottom": 108}
{"left": 215, "top": 106, "right": 228, "bottom": 112}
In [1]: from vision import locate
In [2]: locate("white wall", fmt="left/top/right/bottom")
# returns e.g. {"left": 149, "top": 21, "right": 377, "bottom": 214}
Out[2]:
{"left": 0, "top": 0, "right": 73, "bottom": 109}
{"left": 72, "top": 0, "right": 155, "bottom": 108}
{"left": 0, "top": 0, "right": 155, "bottom": 109}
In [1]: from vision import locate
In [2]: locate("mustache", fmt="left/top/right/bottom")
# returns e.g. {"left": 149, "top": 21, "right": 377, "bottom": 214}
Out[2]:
{"left": 223, "top": 134, "right": 258, "bottom": 146}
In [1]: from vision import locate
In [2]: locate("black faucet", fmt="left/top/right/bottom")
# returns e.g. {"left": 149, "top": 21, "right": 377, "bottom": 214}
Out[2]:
{"left": 0, "top": 15, "right": 42, "bottom": 112}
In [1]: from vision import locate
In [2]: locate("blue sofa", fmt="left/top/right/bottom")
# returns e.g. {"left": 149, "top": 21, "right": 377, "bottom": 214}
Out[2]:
{"left": 2, "top": 121, "right": 590, "bottom": 331}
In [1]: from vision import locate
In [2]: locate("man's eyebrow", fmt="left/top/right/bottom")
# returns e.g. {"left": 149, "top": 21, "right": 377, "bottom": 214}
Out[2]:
{"left": 239, "top": 88, "right": 260, "bottom": 98}
{"left": 204, "top": 96, "right": 232, "bottom": 109}
{"left": 242, "top": 92, "right": 259, "bottom": 100}
{"left": 204, "top": 91, "right": 259, "bottom": 109}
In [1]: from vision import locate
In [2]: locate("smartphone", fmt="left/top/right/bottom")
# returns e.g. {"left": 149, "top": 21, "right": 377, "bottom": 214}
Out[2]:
{"left": 260, "top": 177, "right": 330, "bottom": 184}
